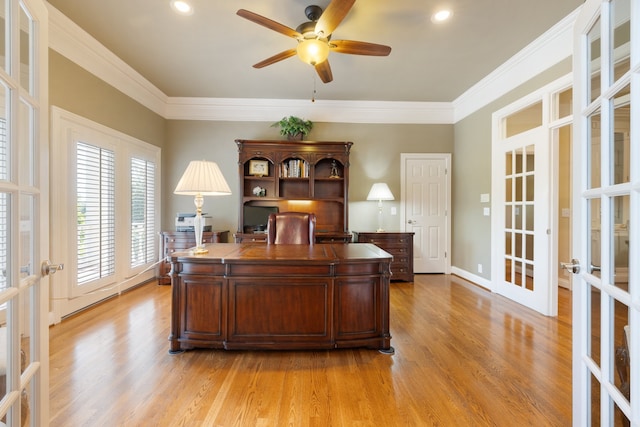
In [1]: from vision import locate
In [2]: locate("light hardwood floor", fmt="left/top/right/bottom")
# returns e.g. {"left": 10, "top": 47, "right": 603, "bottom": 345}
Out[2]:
{"left": 49, "top": 274, "right": 572, "bottom": 426}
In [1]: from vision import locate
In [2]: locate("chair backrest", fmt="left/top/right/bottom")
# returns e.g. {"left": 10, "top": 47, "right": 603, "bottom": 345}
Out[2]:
{"left": 267, "top": 212, "right": 316, "bottom": 244}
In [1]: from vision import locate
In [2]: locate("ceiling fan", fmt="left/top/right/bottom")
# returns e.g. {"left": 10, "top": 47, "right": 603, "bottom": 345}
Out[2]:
{"left": 237, "top": 0, "right": 391, "bottom": 84}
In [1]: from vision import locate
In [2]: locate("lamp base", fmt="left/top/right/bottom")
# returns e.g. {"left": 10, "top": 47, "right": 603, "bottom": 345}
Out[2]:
{"left": 376, "top": 228, "right": 385, "bottom": 232}
{"left": 190, "top": 247, "right": 209, "bottom": 255}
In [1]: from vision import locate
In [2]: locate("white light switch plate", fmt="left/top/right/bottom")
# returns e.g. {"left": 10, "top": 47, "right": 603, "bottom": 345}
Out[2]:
{"left": 480, "top": 193, "right": 490, "bottom": 203}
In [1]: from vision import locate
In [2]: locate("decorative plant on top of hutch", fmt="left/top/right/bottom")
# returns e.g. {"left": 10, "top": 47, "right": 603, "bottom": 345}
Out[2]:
{"left": 235, "top": 139, "right": 353, "bottom": 243}
{"left": 271, "top": 116, "right": 313, "bottom": 141}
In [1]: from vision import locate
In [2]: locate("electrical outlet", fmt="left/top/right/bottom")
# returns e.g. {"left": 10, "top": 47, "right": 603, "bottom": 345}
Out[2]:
{"left": 478, "top": 264, "right": 483, "bottom": 273}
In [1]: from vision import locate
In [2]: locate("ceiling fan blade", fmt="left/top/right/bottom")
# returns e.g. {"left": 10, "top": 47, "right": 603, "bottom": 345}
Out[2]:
{"left": 330, "top": 40, "right": 392, "bottom": 56}
{"left": 253, "top": 49, "right": 297, "bottom": 69}
{"left": 315, "top": 60, "right": 333, "bottom": 83}
{"left": 237, "top": 9, "right": 302, "bottom": 39}
{"left": 314, "top": 0, "right": 355, "bottom": 37}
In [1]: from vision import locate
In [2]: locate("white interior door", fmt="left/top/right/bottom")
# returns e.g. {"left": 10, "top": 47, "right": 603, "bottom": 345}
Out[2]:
{"left": 400, "top": 153, "right": 451, "bottom": 274}
{"left": 0, "top": 0, "right": 49, "bottom": 425}
{"left": 572, "top": 0, "right": 637, "bottom": 425}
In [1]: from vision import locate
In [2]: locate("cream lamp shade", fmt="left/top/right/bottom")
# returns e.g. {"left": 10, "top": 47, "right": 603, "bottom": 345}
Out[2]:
{"left": 174, "top": 160, "right": 232, "bottom": 196}
{"left": 366, "top": 183, "right": 395, "bottom": 202}
{"left": 174, "top": 160, "right": 231, "bottom": 254}
{"left": 366, "top": 183, "right": 394, "bottom": 232}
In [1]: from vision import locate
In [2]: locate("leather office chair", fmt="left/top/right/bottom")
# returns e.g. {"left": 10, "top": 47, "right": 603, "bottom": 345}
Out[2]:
{"left": 267, "top": 212, "right": 316, "bottom": 244}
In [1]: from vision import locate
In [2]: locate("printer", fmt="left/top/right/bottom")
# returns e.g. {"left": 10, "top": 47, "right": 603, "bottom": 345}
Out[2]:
{"left": 175, "top": 213, "right": 212, "bottom": 232}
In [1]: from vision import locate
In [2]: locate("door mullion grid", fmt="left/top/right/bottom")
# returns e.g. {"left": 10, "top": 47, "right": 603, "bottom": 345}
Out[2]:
{"left": 629, "top": 0, "right": 640, "bottom": 421}
{"left": 599, "top": 2, "right": 625, "bottom": 424}
{"left": 574, "top": 4, "right": 599, "bottom": 424}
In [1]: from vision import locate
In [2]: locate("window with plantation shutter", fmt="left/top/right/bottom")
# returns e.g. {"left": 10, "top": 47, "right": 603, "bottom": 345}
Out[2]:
{"left": 52, "top": 108, "right": 161, "bottom": 317}
{"left": 131, "top": 157, "right": 155, "bottom": 268}
{"left": 76, "top": 141, "right": 116, "bottom": 285}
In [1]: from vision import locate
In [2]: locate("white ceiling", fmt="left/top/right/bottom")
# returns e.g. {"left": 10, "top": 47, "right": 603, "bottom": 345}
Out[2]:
{"left": 45, "top": 0, "right": 583, "bottom": 103}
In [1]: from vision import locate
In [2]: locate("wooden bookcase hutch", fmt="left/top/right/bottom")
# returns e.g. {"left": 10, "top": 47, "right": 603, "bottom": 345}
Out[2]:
{"left": 235, "top": 139, "right": 352, "bottom": 243}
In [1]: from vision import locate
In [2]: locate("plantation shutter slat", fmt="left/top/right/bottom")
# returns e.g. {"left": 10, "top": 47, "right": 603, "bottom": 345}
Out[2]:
{"left": 131, "top": 157, "right": 156, "bottom": 268}
{"left": 76, "top": 142, "right": 115, "bottom": 285}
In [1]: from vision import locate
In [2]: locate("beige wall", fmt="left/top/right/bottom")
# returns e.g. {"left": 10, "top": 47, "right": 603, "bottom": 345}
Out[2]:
{"left": 48, "top": 49, "right": 454, "bottom": 243}
{"left": 49, "top": 50, "right": 165, "bottom": 147}
{"left": 50, "top": 45, "right": 575, "bottom": 280}
{"left": 452, "top": 58, "right": 572, "bottom": 279}
{"left": 164, "top": 121, "right": 454, "bottom": 235}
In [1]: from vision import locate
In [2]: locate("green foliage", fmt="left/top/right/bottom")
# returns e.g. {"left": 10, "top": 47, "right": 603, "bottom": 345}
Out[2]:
{"left": 271, "top": 116, "right": 313, "bottom": 138}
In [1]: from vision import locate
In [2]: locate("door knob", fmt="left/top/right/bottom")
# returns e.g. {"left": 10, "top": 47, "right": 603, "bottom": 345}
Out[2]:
{"left": 560, "top": 259, "right": 580, "bottom": 274}
{"left": 41, "top": 260, "right": 64, "bottom": 276}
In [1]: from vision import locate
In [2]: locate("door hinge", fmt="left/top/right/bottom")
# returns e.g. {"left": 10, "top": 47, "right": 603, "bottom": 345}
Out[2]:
{"left": 444, "top": 251, "right": 447, "bottom": 258}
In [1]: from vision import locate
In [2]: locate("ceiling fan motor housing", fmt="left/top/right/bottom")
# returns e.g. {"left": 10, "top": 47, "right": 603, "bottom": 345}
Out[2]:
{"left": 304, "top": 5, "right": 323, "bottom": 21}
{"left": 297, "top": 5, "right": 325, "bottom": 39}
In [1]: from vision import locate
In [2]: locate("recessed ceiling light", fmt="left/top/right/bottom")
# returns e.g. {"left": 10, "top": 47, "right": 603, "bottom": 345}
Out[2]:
{"left": 431, "top": 9, "right": 452, "bottom": 23}
{"left": 170, "top": 0, "right": 194, "bottom": 16}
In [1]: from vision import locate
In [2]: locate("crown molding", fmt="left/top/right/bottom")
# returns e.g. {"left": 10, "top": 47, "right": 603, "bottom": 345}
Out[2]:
{"left": 47, "top": 3, "right": 168, "bottom": 117}
{"left": 165, "top": 97, "right": 454, "bottom": 124}
{"left": 47, "top": 3, "right": 581, "bottom": 125}
{"left": 452, "top": 6, "right": 580, "bottom": 122}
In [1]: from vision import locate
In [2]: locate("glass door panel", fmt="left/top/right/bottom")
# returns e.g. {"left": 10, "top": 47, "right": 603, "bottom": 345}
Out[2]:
{"left": 610, "top": 195, "right": 629, "bottom": 291}
{"left": 589, "top": 198, "right": 602, "bottom": 279}
{"left": 19, "top": 4, "right": 32, "bottom": 95}
{"left": 588, "top": 16, "right": 601, "bottom": 103}
{"left": 589, "top": 111, "right": 601, "bottom": 190}
{"left": 612, "top": 0, "right": 630, "bottom": 77}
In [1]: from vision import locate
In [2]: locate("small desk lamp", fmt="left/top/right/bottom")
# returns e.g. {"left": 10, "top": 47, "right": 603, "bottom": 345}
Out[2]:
{"left": 174, "top": 160, "right": 231, "bottom": 254}
{"left": 367, "top": 182, "right": 394, "bottom": 232}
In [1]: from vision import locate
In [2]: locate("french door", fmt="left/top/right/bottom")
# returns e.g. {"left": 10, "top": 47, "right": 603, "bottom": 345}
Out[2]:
{"left": 0, "top": 0, "right": 49, "bottom": 425}
{"left": 573, "top": 0, "right": 637, "bottom": 425}
{"left": 492, "top": 100, "right": 555, "bottom": 315}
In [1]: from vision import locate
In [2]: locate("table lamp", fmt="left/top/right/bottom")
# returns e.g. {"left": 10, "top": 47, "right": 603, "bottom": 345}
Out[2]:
{"left": 367, "top": 182, "right": 394, "bottom": 232}
{"left": 174, "top": 160, "right": 231, "bottom": 254}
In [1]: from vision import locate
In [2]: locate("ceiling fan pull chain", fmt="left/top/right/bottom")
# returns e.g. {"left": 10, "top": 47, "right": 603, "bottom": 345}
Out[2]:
{"left": 312, "top": 73, "right": 317, "bottom": 102}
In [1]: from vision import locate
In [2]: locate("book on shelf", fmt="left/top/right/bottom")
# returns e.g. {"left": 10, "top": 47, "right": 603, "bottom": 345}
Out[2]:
{"left": 281, "top": 159, "right": 309, "bottom": 177}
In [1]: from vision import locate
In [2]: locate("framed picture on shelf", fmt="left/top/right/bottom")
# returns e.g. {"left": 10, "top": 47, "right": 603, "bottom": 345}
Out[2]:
{"left": 249, "top": 160, "right": 268, "bottom": 176}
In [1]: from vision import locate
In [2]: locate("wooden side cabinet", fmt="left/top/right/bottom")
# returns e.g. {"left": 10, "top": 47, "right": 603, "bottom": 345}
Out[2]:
{"left": 353, "top": 232, "right": 414, "bottom": 282}
{"left": 157, "top": 230, "right": 229, "bottom": 285}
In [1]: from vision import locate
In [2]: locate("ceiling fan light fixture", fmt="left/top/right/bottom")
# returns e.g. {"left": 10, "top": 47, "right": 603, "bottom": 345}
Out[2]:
{"left": 296, "top": 39, "right": 330, "bottom": 66}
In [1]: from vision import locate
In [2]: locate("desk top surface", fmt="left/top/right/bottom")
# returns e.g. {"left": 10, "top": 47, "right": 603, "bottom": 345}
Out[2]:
{"left": 169, "top": 243, "right": 392, "bottom": 264}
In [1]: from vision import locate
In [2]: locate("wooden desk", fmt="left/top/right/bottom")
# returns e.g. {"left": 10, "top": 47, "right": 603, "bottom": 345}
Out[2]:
{"left": 169, "top": 243, "right": 393, "bottom": 353}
